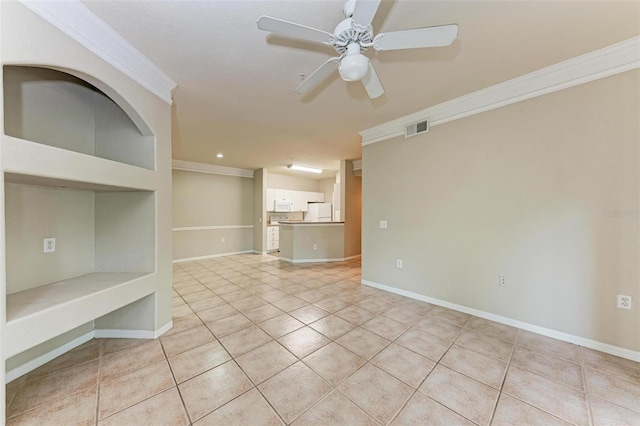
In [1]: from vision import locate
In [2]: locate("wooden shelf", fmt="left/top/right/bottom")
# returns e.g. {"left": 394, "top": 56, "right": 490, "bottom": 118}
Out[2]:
{"left": 1, "top": 135, "right": 157, "bottom": 192}
{"left": 5, "top": 272, "right": 157, "bottom": 358}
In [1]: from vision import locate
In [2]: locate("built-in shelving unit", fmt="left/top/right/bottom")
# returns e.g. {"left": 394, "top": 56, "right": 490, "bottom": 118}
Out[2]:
{"left": 5, "top": 272, "right": 152, "bottom": 357}
{"left": 2, "top": 66, "right": 160, "bottom": 361}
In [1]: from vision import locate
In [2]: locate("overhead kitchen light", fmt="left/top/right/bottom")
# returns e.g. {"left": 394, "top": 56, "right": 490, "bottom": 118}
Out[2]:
{"left": 216, "top": 153, "right": 224, "bottom": 158}
{"left": 288, "top": 164, "right": 322, "bottom": 174}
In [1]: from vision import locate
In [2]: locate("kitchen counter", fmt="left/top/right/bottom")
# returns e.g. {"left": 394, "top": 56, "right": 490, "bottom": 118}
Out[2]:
{"left": 279, "top": 222, "right": 345, "bottom": 263}
{"left": 277, "top": 221, "right": 344, "bottom": 225}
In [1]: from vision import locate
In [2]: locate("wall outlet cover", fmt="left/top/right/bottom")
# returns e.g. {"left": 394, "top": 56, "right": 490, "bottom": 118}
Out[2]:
{"left": 380, "top": 220, "right": 387, "bottom": 229}
{"left": 43, "top": 237, "right": 56, "bottom": 253}
{"left": 498, "top": 275, "right": 507, "bottom": 287}
{"left": 313, "top": 244, "right": 318, "bottom": 250}
{"left": 396, "top": 259, "right": 403, "bottom": 268}
{"left": 617, "top": 295, "right": 633, "bottom": 310}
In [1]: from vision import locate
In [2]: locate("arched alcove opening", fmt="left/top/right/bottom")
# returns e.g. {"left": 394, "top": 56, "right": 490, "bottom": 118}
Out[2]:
{"left": 3, "top": 65, "right": 155, "bottom": 169}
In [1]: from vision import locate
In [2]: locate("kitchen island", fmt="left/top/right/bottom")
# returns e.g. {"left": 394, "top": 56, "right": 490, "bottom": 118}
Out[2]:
{"left": 278, "top": 221, "right": 346, "bottom": 263}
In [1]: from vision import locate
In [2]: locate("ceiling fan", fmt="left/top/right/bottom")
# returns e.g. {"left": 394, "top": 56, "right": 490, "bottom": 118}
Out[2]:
{"left": 257, "top": 0, "right": 458, "bottom": 99}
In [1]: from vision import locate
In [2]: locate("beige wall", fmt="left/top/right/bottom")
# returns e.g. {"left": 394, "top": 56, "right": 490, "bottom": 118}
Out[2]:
{"left": 172, "top": 169, "right": 254, "bottom": 260}
{"left": 4, "top": 184, "right": 95, "bottom": 293}
{"left": 279, "top": 224, "right": 345, "bottom": 262}
{"left": 319, "top": 178, "right": 336, "bottom": 207}
{"left": 362, "top": 70, "right": 640, "bottom": 351}
{"left": 253, "top": 169, "right": 266, "bottom": 253}
{"left": 344, "top": 161, "right": 362, "bottom": 258}
{"left": 5, "top": 322, "right": 94, "bottom": 374}
{"left": 173, "top": 170, "right": 253, "bottom": 227}
{"left": 4, "top": 66, "right": 153, "bottom": 169}
{"left": 267, "top": 172, "right": 321, "bottom": 192}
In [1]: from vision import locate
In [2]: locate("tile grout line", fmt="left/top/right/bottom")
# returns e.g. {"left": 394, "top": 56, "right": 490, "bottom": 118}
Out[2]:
{"left": 94, "top": 341, "right": 103, "bottom": 425}
{"left": 179, "top": 279, "right": 286, "bottom": 424}
{"left": 579, "top": 346, "right": 596, "bottom": 426}
{"left": 488, "top": 327, "right": 520, "bottom": 425}
{"left": 13, "top": 255, "right": 635, "bottom": 425}
{"left": 158, "top": 335, "right": 193, "bottom": 425}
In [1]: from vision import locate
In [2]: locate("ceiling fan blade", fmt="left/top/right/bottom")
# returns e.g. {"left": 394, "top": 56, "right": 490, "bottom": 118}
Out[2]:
{"left": 295, "top": 57, "right": 340, "bottom": 94}
{"left": 257, "top": 16, "right": 334, "bottom": 45}
{"left": 373, "top": 24, "right": 458, "bottom": 51}
{"left": 361, "top": 61, "right": 384, "bottom": 99}
{"left": 351, "top": 0, "right": 381, "bottom": 30}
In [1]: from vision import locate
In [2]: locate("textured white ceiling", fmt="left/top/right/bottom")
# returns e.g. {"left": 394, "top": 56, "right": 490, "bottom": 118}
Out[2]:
{"left": 83, "top": 0, "right": 639, "bottom": 177}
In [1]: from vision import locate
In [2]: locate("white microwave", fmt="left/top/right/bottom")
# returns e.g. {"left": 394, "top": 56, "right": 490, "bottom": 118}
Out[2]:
{"left": 274, "top": 200, "right": 292, "bottom": 212}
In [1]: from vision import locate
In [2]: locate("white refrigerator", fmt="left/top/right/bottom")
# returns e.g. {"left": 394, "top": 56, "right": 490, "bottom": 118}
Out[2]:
{"left": 304, "top": 203, "right": 332, "bottom": 222}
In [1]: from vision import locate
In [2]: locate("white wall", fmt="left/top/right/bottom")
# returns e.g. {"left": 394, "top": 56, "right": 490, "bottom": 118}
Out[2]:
{"left": 363, "top": 70, "right": 639, "bottom": 352}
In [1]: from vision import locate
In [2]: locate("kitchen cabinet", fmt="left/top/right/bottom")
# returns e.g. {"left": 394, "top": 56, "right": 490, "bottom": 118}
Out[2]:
{"left": 307, "top": 191, "right": 325, "bottom": 203}
{"left": 266, "top": 188, "right": 275, "bottom": 210}
{"left": 267, "top": 188, "right": 325, "bottom": 212}
{"left": 293, "top": 191, "right": 308, "bottom": 212}
{"left": 267, "top": 226, "right": 280, "bottom": 251}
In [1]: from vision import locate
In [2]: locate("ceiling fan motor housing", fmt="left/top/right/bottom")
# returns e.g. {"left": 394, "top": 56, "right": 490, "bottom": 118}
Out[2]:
{"left": 333, "top": 18, "right": 373, "bottom": 55}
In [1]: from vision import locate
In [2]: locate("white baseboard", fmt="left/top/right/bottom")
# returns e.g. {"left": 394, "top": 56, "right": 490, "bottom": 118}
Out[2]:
{"left": 5, "top": 331, "right": 94, "bottom": 383}
{"left": 280, "top": 256, "right": 353, "bottom": 264}
{"left": 6, "top": 321, "right": 175, "bottom": 383}
{"left": 362, "top": 279, "right": 640, "bottom": 362}
{"left": 281, "top": 254, "right": 360, "bottom": 263}
{"left": 173, "top": 250, "right": 254, "bottom": 263}
{"left": 154, "top": 320, "right": 173, "bottom": 338}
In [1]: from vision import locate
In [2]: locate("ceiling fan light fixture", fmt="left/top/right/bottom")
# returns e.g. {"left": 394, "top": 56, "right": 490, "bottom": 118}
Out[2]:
{"left": 288, "top": 164, "right": 323, "bottom": 174}
{"left": 339, "top": 53, "right": 369, "bottom": 82}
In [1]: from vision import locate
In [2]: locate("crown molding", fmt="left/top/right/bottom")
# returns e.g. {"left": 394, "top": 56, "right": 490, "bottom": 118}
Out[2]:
{"left": 18, "top": 0, "right": 176, "bottom": 104}
{"left": 360, "top": 36, "right": 640, "bottom": 146}
{"left": 172, "top": 159, "right": 255, "bottom": 178}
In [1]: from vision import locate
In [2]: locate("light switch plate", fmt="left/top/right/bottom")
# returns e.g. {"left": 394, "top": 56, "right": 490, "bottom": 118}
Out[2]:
{"left": 380, "top": 220, "right": 388, "bottom": 229}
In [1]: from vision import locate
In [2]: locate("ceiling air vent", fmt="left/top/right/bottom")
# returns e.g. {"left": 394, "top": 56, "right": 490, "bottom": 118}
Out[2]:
{"left": 405, "top": 120, "right": 429, "bottom": 138}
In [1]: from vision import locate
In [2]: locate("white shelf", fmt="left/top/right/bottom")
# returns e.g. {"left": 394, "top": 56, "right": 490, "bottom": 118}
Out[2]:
{"left": 5, "top": 272, "right": 156, "bottom": 358}
{"left": 1, "top": 135, "right": 157, "bottom": 191}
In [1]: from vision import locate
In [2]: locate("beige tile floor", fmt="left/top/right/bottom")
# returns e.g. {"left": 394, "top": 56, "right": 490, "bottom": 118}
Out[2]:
{"left": 5, "top": 254, "right": 640, "bottom": 425}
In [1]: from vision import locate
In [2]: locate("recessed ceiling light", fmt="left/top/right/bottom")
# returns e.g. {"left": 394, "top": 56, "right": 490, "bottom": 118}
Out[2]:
{"left": 287, "top": 164, "right": 322, "bottom": 174}
{"left": 216, "top": 153, "right": 224, "bottom": 158}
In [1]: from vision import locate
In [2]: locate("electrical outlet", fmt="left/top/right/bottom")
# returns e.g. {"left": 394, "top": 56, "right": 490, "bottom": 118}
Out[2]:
{"left": 617, "top": 295, "right": 633, "bottom": 310}
{"left": 396, "top": 259, "right": 403, "bottom": 268}
{"left": 498, "top": 275, "right": 507, "bottom": 287}
{"left": 313, "top": 244, "right": 318, "bottom": 250}
{"left": 43, "top": 237, "right": 56, "bottom": 253}
{"left": 380, "top": 220, "right": 387, "bottom": 229}
{"left": 221, "top": 237, "right": 226, "bottom": 243}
